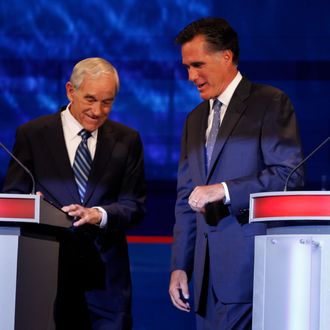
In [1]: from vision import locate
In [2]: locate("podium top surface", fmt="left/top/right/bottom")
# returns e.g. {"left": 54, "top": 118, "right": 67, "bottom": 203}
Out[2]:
{"left": 249, "top": 191, "right": 330, "bottom": 223}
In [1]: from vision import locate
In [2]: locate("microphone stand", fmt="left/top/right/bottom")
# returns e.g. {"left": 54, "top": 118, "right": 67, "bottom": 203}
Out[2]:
{"left": 284, "top": 135, "right": 330, "bottom": 191}
{"left": 0, "top": 142, "right": 36, "bottom": 195}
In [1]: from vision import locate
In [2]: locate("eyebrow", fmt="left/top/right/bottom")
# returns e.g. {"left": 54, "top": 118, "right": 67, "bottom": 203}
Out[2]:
{"left": 84, "top": 94, "right": 97, "bottom": 99}
{"left": 183, "top": 61, "right": 205, "bottom": 68}
{"left": 84, "top": 94, "right": 114, "bottom": 102}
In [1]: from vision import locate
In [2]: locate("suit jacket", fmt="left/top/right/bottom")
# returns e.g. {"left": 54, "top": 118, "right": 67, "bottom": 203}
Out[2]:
{"left": 171, "top": 77, "right": 304, "bottom": 310}
{"left": 2, "top": 109, "right": 146, "bottom": 316}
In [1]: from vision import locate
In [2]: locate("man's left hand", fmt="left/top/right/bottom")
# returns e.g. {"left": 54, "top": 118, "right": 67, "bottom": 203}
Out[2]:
{"left": 62, "top": 204, "right": 102, "bottom": 227}
{"left": 188, "top": 183, "right": 225, "bottom": 213}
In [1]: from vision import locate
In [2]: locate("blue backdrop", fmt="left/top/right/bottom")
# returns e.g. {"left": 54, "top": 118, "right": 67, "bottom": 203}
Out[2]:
{"left": 1, "top": 2, "right": 329, "bottom": 328}
{"left": 1, "top": 0, "right": 330, "bottom": 222}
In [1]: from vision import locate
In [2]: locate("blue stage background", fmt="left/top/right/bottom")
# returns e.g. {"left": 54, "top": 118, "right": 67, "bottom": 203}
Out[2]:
{"left": 0, "top": 1, "right": 329, "bottom": 328}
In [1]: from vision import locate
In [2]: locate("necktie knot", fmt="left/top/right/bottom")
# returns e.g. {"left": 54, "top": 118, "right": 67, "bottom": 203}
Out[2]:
{"left": 79, "top": 129, "right": 91, "bottom": 142}
{"left": 213, "top": 99, "right": 222, "bottom": 113}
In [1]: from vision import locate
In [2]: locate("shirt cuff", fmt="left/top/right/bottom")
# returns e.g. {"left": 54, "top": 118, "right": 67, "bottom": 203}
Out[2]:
{"left": 93, "top": 207, "right": 108, "bottom": 228}
{"left": 221, "top": 182, "right": 231, "bottom": 204}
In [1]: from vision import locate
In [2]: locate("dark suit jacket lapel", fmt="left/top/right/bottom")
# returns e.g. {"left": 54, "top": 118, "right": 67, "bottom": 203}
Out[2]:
{"left": 84, "top": 122, "right": 116, "bottom": 205}
{"left": 207, "top": 77, "right": 251, "bottom": 182}
{"left": 190, "top": 102, "right": 209, "bottom": 184}
{"left": 42, "top": 111, "right": 81, "bottom": 203}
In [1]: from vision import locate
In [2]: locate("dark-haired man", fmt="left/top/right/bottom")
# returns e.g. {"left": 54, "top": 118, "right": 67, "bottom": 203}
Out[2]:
{"left": 169, "top": 18, "right": 304, "bottom": 329}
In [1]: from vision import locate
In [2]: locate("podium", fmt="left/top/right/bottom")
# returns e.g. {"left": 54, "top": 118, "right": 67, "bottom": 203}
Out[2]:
{"left": 250, "top": 191, "right": 330, "bottom": 330}
{"left": 0, "top": 194, "right": 72, "bottom": 330}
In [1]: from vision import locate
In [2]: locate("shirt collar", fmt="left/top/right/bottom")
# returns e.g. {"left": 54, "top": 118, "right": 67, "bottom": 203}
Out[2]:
{"left": 210, "top": 71, "right": 243, "bottom": 109}
{"left": 62, "top": 104, "right": 97, "bottom": 140}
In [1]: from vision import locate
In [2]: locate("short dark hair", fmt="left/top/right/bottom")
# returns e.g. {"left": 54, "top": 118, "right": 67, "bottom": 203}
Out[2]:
{"left": 175, "top": 17, "right": 239, "bottom": 64}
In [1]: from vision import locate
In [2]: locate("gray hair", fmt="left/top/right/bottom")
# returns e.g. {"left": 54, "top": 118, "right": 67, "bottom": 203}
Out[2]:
{"left": 70, "top": 57, "right": 120, "bottom": 93}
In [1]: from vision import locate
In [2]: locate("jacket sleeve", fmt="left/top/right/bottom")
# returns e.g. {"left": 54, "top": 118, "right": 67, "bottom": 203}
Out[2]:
{"left": 101, "top": 131, "right": 146, "bottom": 231}
{"left": 171, "top": 118, "right": 196, "bottom": 278}
{"left": 226, "top": 90, "right": 304, "bottom": 216}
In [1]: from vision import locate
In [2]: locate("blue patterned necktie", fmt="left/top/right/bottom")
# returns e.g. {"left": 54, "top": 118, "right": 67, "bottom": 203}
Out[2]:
{"left": 73, "top": 129, "right": 92, "bottom": 203}
{"left": 206, "top": 99, "right": 222, "bottom": 170}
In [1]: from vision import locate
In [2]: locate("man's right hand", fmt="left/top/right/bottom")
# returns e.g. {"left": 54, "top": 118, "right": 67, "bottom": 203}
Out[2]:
{"left": 169, "top": 269, "right": 190, "bottom": 312}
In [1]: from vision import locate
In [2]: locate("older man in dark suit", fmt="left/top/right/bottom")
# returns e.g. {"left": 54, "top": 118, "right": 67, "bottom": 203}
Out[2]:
{"left": 169, "top": 18, "right": 304, "bottom": 329}
{"left": 2, "top": 57, "right": 146, "bottom": 330}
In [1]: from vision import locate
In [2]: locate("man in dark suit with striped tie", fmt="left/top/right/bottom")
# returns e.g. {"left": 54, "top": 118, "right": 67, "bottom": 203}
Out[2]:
{"left": 2, "top": 57, "right": 146, "bottom": 330}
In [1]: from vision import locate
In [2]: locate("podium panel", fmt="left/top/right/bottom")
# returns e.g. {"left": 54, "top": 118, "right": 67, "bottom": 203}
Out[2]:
{"left": 250, "top": 192, "right": 330, "bottom": 330}
{"left": 0, "top": 234, "right": 19, "bottom": 330}
{"left": 0, "top": 194, "right": 72, "bottom": 330}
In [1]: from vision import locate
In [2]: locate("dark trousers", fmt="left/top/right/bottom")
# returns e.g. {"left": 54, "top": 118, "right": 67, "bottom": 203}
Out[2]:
{"left": 196, "top": 247, "right": 252, "bottom": 330}
{"left": 55, "top": 290, "right": 132, "bottom": 330}
{"left": 54, "top": 236, "right": 132, "bottom": 330}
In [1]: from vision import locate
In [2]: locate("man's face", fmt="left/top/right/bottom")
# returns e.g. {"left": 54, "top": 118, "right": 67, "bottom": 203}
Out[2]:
{"left": 181, "top": 34, "right": 235, "bottom": 100}
{"left": 66, "top": 73, "right": 117, "bottom": 132}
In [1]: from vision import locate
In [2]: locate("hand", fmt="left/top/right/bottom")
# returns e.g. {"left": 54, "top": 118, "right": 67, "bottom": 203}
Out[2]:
{"left": 169, "top": 270, "right": 190, "bottom": 312}
{"left": 61, "top": 204, "right": 102, "bottom": 227}
{"left": 188, "top": 183, "right": 225, "bottom": 213}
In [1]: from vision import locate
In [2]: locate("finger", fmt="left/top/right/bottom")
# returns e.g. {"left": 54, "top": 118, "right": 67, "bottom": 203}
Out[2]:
{"left": 169, "top": 290, "right": 190, "bottom": 312}
{"left": 62, "top": 204, "right": 79, "bottom": 212}
{"left": 73, "top": 218, "right": 87, "bottom": 227}
{"left": 68, "top": 209, "right": 84, "bottom": 218}
{"left": 188, "top": 198, "right": 200, "bottom": 209}
{"left": 63, "top": 205, "right": 85, "bottom": 217}
{"left": 188, "top": 189, "right": 199, "bottom": 202}
{"left": 189, "top": 204, "right": 198, "bottom": 211}
{"left": 169, "top": 282, "right": 190, "bottom": 308}
{"left": 189, "top": 203, "right": 204, "bottom": 213}
{"left": 170, "top": 297, "right": 190, "bottom": 311}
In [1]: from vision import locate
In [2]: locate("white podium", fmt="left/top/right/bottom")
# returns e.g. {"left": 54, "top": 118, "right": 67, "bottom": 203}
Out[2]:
{"left": 250, "top": 191, "right": 330, "bottom": 330}
{"left": 0, "top": 194, "right": 72, "bottom": 330}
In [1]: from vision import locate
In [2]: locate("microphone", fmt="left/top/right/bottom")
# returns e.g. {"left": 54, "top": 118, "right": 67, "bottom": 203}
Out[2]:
{"left": 0, "top": 142, "right": 36, "bottom": 194}
{"left": 284, "top": 135, "right": 330, "bottom": 191}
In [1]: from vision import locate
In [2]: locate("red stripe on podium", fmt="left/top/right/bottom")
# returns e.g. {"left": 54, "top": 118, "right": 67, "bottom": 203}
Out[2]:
{"left": 253, "top": 195, "right": 330, "bottom": 218}
{"left": 0, "top": 198, "right": 35, "bottom": 219}
{"left": 127, "top": 236, "right": 173, "bottom": 244}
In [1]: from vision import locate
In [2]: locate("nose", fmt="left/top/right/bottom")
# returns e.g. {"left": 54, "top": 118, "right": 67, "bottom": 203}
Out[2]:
{"left": 91, "top": 101, "right": 102, "bottom": 115}
{"left": 188, "top": 68, "right": 198, "bottom": 82}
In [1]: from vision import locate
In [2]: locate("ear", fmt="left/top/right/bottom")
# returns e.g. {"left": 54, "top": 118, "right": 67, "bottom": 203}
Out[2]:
{"left": 66, "top": 81, "right": 75, "bottom": 102}
{"left": 222, "top": 49, "right": 233, "bottom": 63}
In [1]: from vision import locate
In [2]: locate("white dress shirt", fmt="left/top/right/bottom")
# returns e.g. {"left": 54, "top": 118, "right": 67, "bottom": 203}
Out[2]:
{"left": 61, "top": 105, "right": 107, "bottom": 227}
{"left": 206, "top": 71, "right": 243, "bottom": 204}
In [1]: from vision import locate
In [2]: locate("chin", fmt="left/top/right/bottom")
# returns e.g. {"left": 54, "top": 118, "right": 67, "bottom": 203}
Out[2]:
{"left": 199, "top": 93, "right": 210, "bottom": 100}
{"left": 83, "top": 123, "right": 98, "bottom": 132}
{"left": 199, "top": 90, "right": 213, "bottom": 100}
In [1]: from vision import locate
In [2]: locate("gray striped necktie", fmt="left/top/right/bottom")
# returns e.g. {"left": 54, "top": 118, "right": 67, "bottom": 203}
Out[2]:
{"left": 206, "top": 99, "right": 222, "bottom": 170}
{"left": 73, "top": 129, "right": 92, "bottom": 203}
